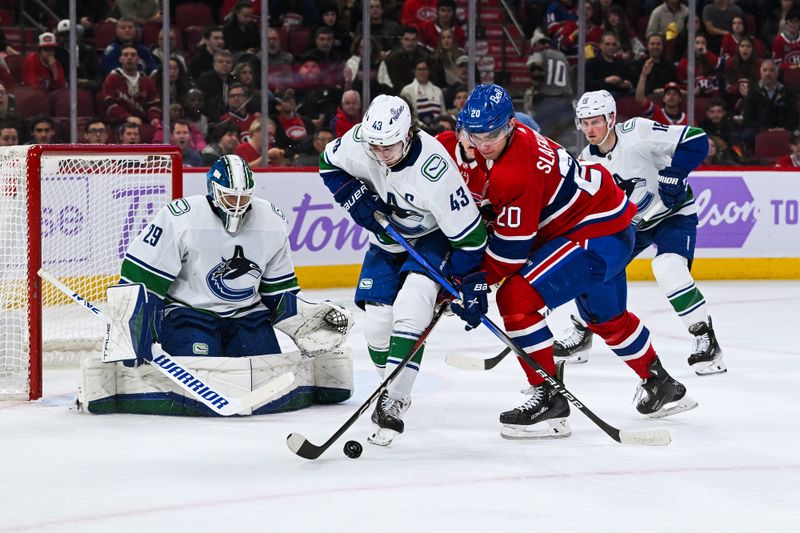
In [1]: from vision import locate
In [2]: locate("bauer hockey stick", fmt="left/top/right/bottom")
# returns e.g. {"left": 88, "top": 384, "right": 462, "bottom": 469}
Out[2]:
{"left": 287, "top": 301, "right": 448, "bottom": 460}
{"left": 382, "top": 225, "right": 671, "bottom": 447}
{"left": 446, "top": 198, "right": 669, "bottom": 371}
{"left": 38, "top": 269, "right": 294, "bottom": 416}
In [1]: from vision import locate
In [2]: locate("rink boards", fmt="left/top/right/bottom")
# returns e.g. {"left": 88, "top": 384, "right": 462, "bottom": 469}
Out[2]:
{"left": 176, "top": 167, "right": 800, "bottom": 286}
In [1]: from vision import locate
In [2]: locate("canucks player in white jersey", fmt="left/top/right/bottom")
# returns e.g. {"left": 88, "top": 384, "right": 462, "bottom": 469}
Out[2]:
{"left": 555, "top": 90, "right": 726, "bottom": 376}
{"left": 320, "top": 94, "right": 487, "bottom": 445}
{"left": 116, "top": 155, "right": 351, "bottom": 366}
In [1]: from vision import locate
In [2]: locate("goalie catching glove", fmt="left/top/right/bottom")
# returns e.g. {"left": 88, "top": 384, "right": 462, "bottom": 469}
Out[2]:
{"left": 272, "top": 292, "right": 354, "bottom": 355}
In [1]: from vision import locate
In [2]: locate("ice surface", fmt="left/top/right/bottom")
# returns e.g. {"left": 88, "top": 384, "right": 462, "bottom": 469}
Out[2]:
{"left": 1, "top": 281, "right": 798, "bottom": 533}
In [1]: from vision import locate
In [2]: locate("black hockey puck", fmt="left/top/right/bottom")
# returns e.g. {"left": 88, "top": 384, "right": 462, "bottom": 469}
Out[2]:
{"left": 343, "top": 440, "right": 363, "bottom": 459}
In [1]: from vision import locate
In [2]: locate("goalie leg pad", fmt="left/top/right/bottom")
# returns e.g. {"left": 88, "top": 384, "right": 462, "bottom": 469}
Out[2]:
{"left": 313, "top": 347, "right": 354, "bottom": 404}
{"left": 104, "top": 283, "right": 158, "bottom": 365}
{"left": 79, "top": 351, "right": 317, "bottom": 416}
{"left": 272, "top": 292, "right": 354, "bottom": 355}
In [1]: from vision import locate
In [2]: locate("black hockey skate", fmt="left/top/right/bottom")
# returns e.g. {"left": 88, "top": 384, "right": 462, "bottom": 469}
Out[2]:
{"left": 500, "top": 376, "right": 571, "bottom": 440}
{"left": 368, "top": 390, "right": 411, "bottom": 446}
{"left": 687, "top": 317, "right": 727, "bottom": 376}
{"left": 634, "top": 358, "right": 698, "bottom": 418}
{"left": 553, "top": 315, "right": 593, "bottom": 364}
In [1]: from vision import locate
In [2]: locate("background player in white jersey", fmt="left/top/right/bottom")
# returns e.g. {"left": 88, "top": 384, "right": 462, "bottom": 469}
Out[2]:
{"left": 320, "top": 94, "right": 487, "bottom": 445}
{"left": 116, "top": 154, "right": 351, "bottom": 366}
{"left": 555, "top": 90, "right": 725, "bottom": 376}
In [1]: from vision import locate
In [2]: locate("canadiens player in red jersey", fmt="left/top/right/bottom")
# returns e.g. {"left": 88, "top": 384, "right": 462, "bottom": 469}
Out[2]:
{"left": 435, "top": 126, "right": 487, "bottom": 203}
{"left": 456, "top": 84, "right": 697, "bottom": 439}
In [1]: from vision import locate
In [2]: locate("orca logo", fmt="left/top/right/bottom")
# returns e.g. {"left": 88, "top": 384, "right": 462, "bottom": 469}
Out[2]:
{"left": 613, "top": 174, "right": 653, "bottom": 213}
{"left": 206, "top": 245, "right": 262, "bottom": 302}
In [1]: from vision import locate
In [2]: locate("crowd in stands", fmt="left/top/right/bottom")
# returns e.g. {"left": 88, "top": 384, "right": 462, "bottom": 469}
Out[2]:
{"left": 0, "top": 0, "right": 799, "bottom": 166}
{"left": 527, "top": 0, "right": 800, "bottom": 165}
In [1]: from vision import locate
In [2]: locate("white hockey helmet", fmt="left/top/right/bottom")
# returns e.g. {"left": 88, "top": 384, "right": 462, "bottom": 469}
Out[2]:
{"left": 360, "top": 94, "right": 413, "bottom": 167}
{"left": 206, "top": 154, "right": 255, "bottom": 233}
{"left": 575, "top": 90, "right": 617, "bottom": 130}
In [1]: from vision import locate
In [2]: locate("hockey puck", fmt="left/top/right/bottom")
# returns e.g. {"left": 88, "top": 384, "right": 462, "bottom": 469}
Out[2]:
{"left": 343, "top": 440, "right": 363, "bottom": 459}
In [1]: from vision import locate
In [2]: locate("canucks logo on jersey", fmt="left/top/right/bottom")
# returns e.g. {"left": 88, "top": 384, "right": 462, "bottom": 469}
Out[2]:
{"left": 206, "top": 245, "right": 262, "bottom": 302}
{"left": 613, "top": 173, "right": 654, "bottom": 214}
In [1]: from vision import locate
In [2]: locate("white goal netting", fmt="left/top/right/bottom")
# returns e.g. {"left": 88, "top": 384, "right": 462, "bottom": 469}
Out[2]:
{"left": 0, "top": 146, "right": 179, "bottom": 400}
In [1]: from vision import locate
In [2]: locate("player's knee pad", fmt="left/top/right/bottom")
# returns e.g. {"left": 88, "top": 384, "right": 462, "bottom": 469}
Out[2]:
{"left": 651, "top": 253, "right": 692, "bottom": 294}
{"left": 392, "top": 272, "right": 438, "bottom": 333}
{"left": 363, "top": 303, "right": 394, "bottom": 351}
{"left": 496, "top": 275, "right": 545, "bottom": 323}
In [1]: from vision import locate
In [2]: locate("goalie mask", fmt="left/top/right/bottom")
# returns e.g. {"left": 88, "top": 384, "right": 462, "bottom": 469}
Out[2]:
{"left": 361, "top": 94, "right": 413, "bottom": 168}
{"left": 207, "top": 155, "right": 255, "bottom": 233}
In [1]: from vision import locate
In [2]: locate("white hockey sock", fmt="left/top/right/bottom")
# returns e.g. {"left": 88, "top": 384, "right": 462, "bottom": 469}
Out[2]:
{"left": 652, "top": 253, "right": 709, "bottom": 329}
{"left": 385, "top": 273, "right": 438, "bottom": 400}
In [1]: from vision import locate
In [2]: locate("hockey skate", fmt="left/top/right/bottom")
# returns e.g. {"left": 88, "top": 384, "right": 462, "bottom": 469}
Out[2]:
{"left": 501, "top": 369, "right": 571, "bottom": 440}
{"left": 367, "top": 390, "right": 411, "bottom": 446}
{"left": 553, "top": 315, "right": 592, "bottom": 364}
{"left": 687, "top": 317, "right": 727, "bottom": 376}
{"left": 634, "top": 358, "right": 698, "bottom": 419}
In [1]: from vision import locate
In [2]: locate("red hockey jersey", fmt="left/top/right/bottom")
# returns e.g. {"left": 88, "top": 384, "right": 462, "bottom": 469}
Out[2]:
{"left": 435, "top": 130, "right": 487, "bottom": 202}
{"left": 477, "top": 125, "right": 636, "bottom": 285}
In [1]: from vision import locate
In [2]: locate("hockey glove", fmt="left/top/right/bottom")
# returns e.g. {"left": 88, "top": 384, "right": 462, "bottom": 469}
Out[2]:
{"left": 657, "top": 165, "right": 689, "bottom": 209}
{"left": 451, "top": 272, "right": 489, "bottom": 330}
{"left": 335, "top": 181, "right": 392, "bottom": 235}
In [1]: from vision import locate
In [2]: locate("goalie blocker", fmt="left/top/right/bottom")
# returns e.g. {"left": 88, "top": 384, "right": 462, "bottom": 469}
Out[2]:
{"left": 88, "top": 284, "right": 355, "bottom": 416}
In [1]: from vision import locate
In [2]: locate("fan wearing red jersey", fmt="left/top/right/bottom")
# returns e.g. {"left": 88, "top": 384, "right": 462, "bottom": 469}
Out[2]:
{"left": 458, "top": 84, "right": 697, "bottom": 439}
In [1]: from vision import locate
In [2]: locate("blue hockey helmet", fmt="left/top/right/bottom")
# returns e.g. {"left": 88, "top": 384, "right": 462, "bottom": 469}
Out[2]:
{"left": 207, "top": 154, "right": 256, "bottom": 233}
{"left": 460, "top": 84, "right": 514, "bottom": 135}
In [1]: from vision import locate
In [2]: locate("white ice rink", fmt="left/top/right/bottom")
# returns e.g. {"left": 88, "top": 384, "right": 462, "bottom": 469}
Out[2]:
{"left": 1, "top": 281, "right": 799, "bottom": 533}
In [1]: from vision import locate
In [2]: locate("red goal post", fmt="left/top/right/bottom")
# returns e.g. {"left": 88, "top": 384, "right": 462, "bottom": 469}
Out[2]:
{"left": 0, "top": 145, "right": 182, "bottom": 401}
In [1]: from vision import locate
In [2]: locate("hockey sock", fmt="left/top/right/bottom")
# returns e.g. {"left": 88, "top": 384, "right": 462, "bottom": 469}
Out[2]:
{"left": 497, "top": 275, "right": 554, "bottom": 384}
{"left": 652, "top": 253, "right": 708, "bottom": 329}
{"left": 588, "top": 311, "right": 657, "bottom": 378}
{"left": 385, "top": 334, "right": 426, "bottom": 399}
{"left": 384, "top": 272, "right": 438, "bottom": 399}
{"left": 368, "top": 346, "right": 389, "bottom": 378}
{"left": 364, "top": 303, "right": 393, "bottom": 378}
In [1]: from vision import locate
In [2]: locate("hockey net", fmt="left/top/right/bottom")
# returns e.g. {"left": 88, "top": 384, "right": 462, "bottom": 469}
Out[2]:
{"left": 0, "top": 145, "right": 182, "bottom": 400}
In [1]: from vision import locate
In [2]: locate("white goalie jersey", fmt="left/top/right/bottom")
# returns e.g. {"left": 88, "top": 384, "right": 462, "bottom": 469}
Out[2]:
{"left": 320, "top": 126, "right": 486, "bottom": 254}
{"left": 579, "top": 117, "right": 701, "bottom": 229}
{"left": 120, "top": 195, "right": 299, "bottom": 317}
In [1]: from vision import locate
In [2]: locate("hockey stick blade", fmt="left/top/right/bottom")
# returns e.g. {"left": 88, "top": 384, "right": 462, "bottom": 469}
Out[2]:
{"left": 382, "top": 225, "right": 672, "bottom": 447}
{"left": 286, "top": 432, "right": 325, "bottom": 460}
{"left": 619, "top": 428, "right": 671, "bottom": 447}
{"left": 445, "top": 347, "right": 511, "bottom": 370}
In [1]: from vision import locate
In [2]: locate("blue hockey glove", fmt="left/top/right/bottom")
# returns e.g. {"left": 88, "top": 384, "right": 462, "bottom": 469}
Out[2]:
{"left": 657, "top": 166, "right": 689, "bottom": 209}
{"left": 335, "top": 181, "right": 392, "bottom": 235}
{"left": 451, "top": 272, "right": 489, "bottom": 330}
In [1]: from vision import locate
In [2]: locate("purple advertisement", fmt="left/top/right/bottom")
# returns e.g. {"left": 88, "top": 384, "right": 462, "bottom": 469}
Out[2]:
{"left": 688, "top": 176, "right": 757, "bottom": 249}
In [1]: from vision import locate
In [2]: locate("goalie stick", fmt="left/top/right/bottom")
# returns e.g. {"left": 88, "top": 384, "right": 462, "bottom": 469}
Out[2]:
{"left": 445, "top": 199, "right": 668, "bottom": 372}
{"left": 287, "top": 301, "right": 448, "bottom": 460}
{"left": 381, "top": 224, "right": 671, "bottom": 447}
{"left": 38, "top": 269, "right": 294, "bottom": 416}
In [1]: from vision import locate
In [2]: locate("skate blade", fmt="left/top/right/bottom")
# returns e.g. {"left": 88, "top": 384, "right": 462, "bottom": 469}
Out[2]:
{"left": 555, "top": 352, "right": 590, "bottom": 365}
{"left": 646, "top": 396, "right": 699, "bottom": 419}
{"left": 367, "top": 425, "right": 398, "bottom": 446}
{"left": 500, "top": 418, "right": 572, "bottom": 440}
{"left": 692, "top": 357, "right": 728, "bottom": 376}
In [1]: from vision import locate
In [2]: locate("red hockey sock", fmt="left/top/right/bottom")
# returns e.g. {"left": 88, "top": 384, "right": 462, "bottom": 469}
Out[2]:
{"left": 587, "top": 311, "right": 657, "bottom": 378}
